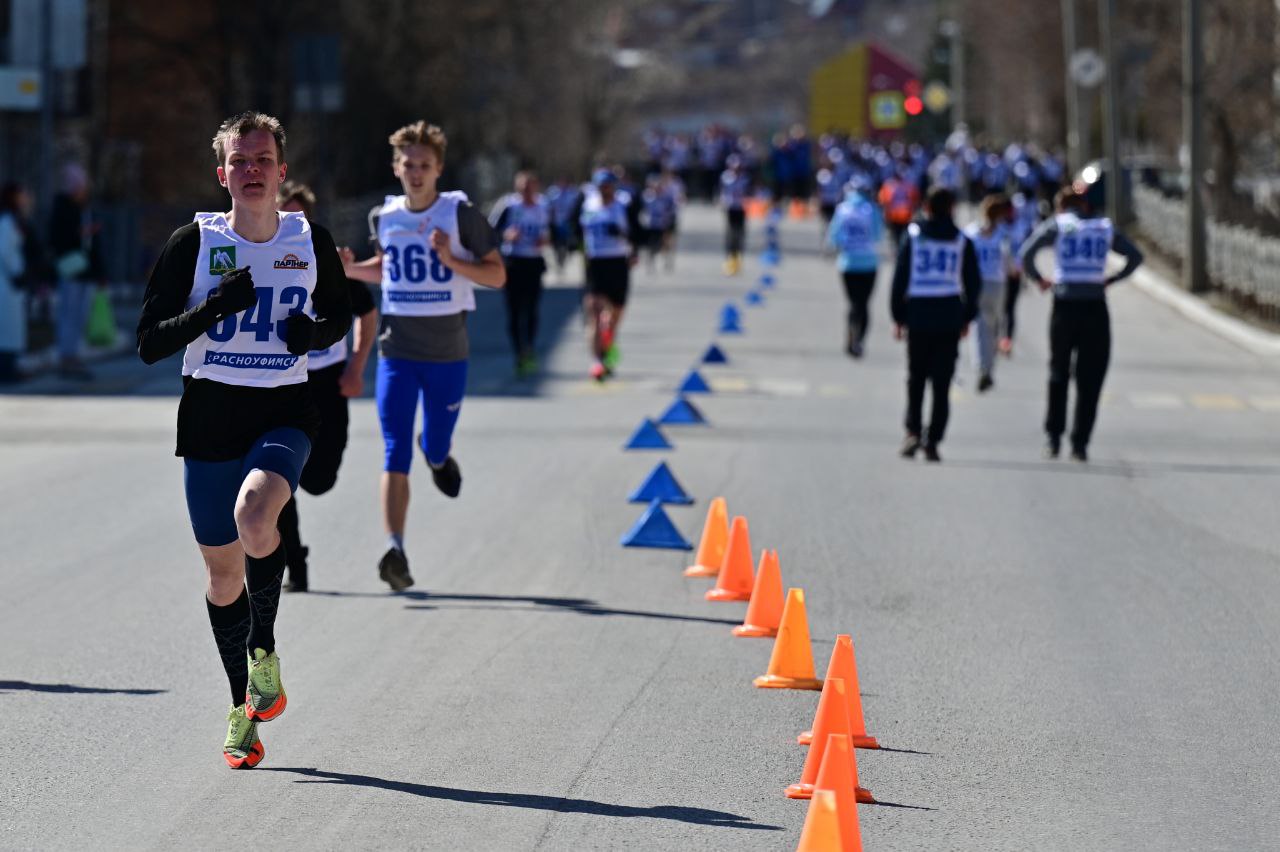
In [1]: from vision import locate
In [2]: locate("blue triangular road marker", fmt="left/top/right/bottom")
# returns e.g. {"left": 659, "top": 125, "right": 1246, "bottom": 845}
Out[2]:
{"left": 745, "top": 290, "right": 765, "bottom": 306}
{"left": 701, "top": 344, "right": 729, "bottom": 365}
{"left": 624, "top": 418, "right": 672, "bottom": 450}
{"left": 628, "top": 461, "right": 694, "bottom": 505}
{"left": 678, "top": 369, "right": 711, "bottom": 394}
{"left": 620, "top": 500, "right": 694, "bottom": 550}
{"left": 658, "top": 395, "right": 707, "bottom": 426}
{"left": 760, "top": 274, "right": 777, "bottom": 289}
{"left": 719, "top": 303, "right": 743, "bottom": 334}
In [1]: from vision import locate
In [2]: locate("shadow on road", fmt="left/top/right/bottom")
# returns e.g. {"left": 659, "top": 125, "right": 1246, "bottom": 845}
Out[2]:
{"left": 262, "top": 767, "right": 783, "bottom": 830}
{"left": 0, "top": 680, "right": 166, "bottom": 695}
{"left": 948, "top": 457, "right": 1280, "bottom": 478}
{"left": 306, "top": 590, "right": 744, "bottom": 627}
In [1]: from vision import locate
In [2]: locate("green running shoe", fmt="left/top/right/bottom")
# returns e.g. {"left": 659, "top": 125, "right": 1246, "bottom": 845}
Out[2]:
{"left": 602, "top": 343, "right": 620, "bottom": 371}
{"left": 245, "top": 648, "right": 287, "bottom": 722}
{"left": 223, "top": 703, "right": 264, "bottom": 769}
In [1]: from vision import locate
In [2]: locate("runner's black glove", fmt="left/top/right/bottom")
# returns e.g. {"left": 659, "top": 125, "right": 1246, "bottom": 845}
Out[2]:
{"left": 605, "top": 223, "right": 623, "bottom": 237}
{"left": 210, "top": 266, "right": 257, "bottom": 316}
{"left": 284, "top": 314, "right": 315, "bottom": 355}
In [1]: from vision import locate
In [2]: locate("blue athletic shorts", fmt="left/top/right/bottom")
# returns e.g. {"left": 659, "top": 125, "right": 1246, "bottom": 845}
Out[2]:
{"left": 183, "top": 427, "right": 312, "bottom": 547}
{"left": 376, "top": 357, "right": 469, "bottom": 473}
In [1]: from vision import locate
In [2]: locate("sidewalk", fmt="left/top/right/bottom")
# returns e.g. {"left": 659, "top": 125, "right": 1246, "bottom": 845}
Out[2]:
{"left": 13, "top": 285, "right": 138, "bottom": 380}
{"left": 1129, "top": 264, "right": 1280, "bottom": 360}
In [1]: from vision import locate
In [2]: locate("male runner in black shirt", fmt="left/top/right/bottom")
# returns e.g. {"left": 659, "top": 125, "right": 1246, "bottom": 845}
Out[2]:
{"left": 136, "top": 112, "right": 350, "bottom": 768}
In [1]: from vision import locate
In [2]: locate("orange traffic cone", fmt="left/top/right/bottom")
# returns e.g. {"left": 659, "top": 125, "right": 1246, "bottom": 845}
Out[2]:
{"left": 795, "top": 789, "right": 846, "bottom": 852}
{"left": 799, "top": 635, "right": 879, "bottom": 749}
{"left": 754, "top": 588, "right": 823, "bottom": 689}
{"left": 684, "top": 497, "right": 728, "bottom": 578}
{"left": 816, "top": 735, "right": 867, "bottom": 849}
{"left": 732, "top": 549, "right": 784, "bottom": 637}
{"left": 705, "top": 516, "right": 754, "bottom": 601}
{"left": 788, "top": 677, "right": 848, "bottom": 799}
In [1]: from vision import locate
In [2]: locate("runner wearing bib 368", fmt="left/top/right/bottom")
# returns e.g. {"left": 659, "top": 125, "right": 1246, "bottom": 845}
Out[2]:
{"left": 889, "top": 187, "right": 982, "bottom": 462}
{"left": 343, "top": 121, "right": 505, "bottom": 591}
{"left": 136, "top": 112, "right": 352, "bottom": 768}
{"left": 1019, "top": 188, "right": 1143, "bottom": 462}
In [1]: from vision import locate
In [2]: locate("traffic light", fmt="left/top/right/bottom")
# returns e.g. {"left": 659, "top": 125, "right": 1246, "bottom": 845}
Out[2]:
{"left": 904, "top": 95, "right": 924, "bottom": 116}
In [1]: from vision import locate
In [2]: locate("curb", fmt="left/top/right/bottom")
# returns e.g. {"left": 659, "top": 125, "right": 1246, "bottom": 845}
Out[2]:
{"left": 1129, "top": 267, "right": 1280, "bottom": 359}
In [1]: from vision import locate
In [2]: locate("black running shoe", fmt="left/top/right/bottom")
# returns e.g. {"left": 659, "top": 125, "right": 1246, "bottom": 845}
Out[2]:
{"left": 1043, "top": 437, "right": 1061, "bottom": 460}
{"left": 430, "top": 456, "right": 462, "bottom": 498}
{"left": 977, "top": 374, "right": 994, "bottom": 393}
{"left": 378, "top": 547, "right": 414, "bottom": 592}
{"left": 1070, "top": 446, "right": 1088, "bottom": 463}
{"left": 923, "top": 444, "right": 942, "bottom": 463}
{"left": 899, "top": 433, "right": 922, "bottom": 458}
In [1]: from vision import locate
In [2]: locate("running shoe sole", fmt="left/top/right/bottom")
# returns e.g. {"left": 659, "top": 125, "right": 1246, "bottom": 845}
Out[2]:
{"left": 224, "top": 740, "right": 265, "bottom": 769}
{"left": 245, "top": 691, "right": 287, "bottom": 723}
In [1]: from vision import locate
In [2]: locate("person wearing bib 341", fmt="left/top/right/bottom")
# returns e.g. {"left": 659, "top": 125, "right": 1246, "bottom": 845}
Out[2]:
{"left": 136, "top": 113, "right": 352, "bottom": 768}
{"left": 1020, "top": 188, "right": 1143, "bottom": 462}
{"left": 489, "top": 171, "right": 550, "bottom": 378}
{"left": 890, "top": 187, "right": 981, "bottom": 463}
{"left": 826, "top": 177, "right": 883, "bottom": 358}
{"left": 273, "top": 182, "right": 378, "bottom": 593}
{"left": 963, "top": 193, "right": 1013, "bottom": 393}
{"left": 343, "top": 121, "right": 505, "bottom": 592}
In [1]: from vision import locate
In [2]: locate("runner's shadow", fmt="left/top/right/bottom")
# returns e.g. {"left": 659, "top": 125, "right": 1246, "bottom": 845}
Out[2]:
{"left": 403, "top": 600, "right": 743, "bottom": 627}
{"left": 261, "top": 767, "right": 783, "bottom": 830}
{"left": 0, "top": 680, "right": 166, "bottom": 695}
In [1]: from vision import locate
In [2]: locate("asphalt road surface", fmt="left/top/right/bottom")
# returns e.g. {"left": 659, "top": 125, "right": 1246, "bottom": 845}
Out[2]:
{"left": 3, "top": 206, "right": 1279, "bottom": 851}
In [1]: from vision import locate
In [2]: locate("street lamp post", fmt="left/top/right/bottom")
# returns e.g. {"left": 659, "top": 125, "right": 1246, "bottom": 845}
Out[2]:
{"left": 1100, "top": 0, "right": 1127, "bottom": 225}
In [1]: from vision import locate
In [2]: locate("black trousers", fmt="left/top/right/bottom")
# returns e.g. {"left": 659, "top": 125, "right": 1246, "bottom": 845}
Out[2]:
{"left": 1045, "top": 300, "right": 1111, "bottom": 449}
{"left": 841, "top": 270, "right": 876, "bottom": 345}
{"left": 725, "top": 208, "right": 746, "bottom": 256}
{"left": 905, "top": 328, "right": 960, "bottom": 446}
{"left": 504, "top": 256, "right": 545, "bottom": 357}
{"left": 278, "top": 360, "right": 350, "bottom": 570}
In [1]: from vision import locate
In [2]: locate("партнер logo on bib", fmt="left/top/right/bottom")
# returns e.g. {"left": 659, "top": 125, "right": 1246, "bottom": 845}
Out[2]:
{"left": 209, "top": 246, "right": 237, "bottom": 275}
{"left": 274, "top": 253, "right": 310, "bottom": 270}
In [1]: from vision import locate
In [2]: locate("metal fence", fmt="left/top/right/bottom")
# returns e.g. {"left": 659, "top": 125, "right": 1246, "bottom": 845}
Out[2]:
{"left": 1132, "top": 184, "right": 1280, "bottom": 317}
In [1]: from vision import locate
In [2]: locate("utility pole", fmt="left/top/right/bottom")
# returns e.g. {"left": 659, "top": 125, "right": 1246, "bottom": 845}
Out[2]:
{"left": 1185, "top": 0, "right": 1208, "bottom": 293}
{"left": 1061, "top": 0, "right": 1082, "bottom": 173}
{"left": 1100, "top": 0, "right": 1127, "bottom": 225}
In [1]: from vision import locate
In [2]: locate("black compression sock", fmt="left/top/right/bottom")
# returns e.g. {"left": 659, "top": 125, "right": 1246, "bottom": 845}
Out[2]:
{"left": 206, "top": 589, "right": 251, "bottom": 705}
{"left": 245, "top": 542, "right": 287, "bottom": 655}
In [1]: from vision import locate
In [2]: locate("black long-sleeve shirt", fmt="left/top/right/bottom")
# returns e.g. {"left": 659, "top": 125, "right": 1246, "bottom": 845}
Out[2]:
{"left": 889, "top": 218, "right": 983, "bottom": 331}
{"left": 136, "top": 221, "right": 351, "bottom": 460}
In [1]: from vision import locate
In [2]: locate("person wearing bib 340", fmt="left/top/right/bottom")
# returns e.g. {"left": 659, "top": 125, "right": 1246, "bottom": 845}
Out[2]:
{"left": 136, "top": 112, "right": 352, "bottom": 768}
{"left": 1019, "top": 188, "right": 1143, "bottom": 462}
{"left": 826, "top": 177, "right": 883, "bottom": 358}
{"left": 963, "top": 193, "right": 1013, "bottom": 393}
{"left": 343, "top": 121, "right": 504, "bottom": 591}
{"left": 575, "top": 168, "right": 635, "bottom": 382}
{"left": 890, "top": 187, "right": 981, "bottom": 463}
{"left": 273, "top": 181, "right": 378, "bottom": 593}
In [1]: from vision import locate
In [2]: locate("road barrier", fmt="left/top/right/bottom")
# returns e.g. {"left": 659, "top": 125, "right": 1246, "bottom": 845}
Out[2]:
{"left": 1133, "top": 184, "right": 1280, "bottom": 319}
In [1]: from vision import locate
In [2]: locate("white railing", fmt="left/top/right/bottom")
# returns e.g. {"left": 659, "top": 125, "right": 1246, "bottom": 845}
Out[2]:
{"left": 1132, "top": 184, "right": 1280, "bottom": 309}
